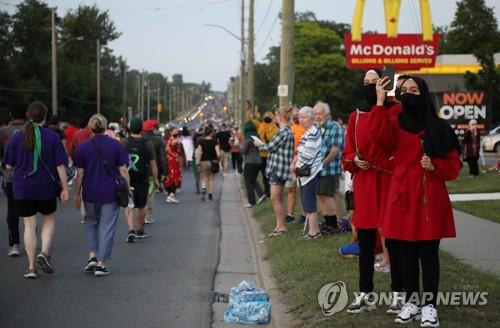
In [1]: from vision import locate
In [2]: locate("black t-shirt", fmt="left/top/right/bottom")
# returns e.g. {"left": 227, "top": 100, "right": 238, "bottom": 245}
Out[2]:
{"left": 216, "top": 131, "right": 231, "bottom": 152}
{"left": 200, "top": 138, "right": 218, "bottom": 161}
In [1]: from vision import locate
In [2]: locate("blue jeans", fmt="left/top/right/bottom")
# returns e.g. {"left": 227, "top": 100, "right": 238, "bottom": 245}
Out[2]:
{"left": 84, "top": 202, "right": 120, "bottom": 262}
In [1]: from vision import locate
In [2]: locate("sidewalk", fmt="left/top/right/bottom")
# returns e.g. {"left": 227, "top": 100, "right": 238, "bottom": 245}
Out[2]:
{"left": 449, "top": 192, "right": 500, "bottom": 201}
{"left": 441, "top": 209, "right": 500, "bottom": 278}
{"left": 211, "top": 174, "right": 292, "bottom": 328}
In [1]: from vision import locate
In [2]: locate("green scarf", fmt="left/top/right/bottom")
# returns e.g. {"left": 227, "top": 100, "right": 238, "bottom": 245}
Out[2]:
{"left": 26, "top": 121, "right": 42, "bottom": 177}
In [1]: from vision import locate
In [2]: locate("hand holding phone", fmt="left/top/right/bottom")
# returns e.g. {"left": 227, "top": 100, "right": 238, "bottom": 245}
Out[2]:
{"left": 381, "top": 65, "right": 395, "bottom": 91}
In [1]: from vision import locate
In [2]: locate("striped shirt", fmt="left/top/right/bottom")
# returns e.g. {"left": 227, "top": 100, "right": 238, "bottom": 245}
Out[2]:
{"left": 296, "top": 125, "right": 323, "bottom": 185}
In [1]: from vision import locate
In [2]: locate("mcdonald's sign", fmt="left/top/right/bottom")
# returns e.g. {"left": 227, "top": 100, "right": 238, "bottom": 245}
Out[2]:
{"left": 345, "top": 0, "right": 440, "bottom": 70}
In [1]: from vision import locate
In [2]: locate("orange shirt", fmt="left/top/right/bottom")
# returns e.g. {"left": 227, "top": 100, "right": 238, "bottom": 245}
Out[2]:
{"left": 290, "top": 123, "right": 305, "bottom": 154}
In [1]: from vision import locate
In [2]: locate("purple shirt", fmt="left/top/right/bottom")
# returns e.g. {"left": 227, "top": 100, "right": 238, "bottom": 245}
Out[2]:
{"left": 4, "top": 126, "right": 68, "bottom": 200}
{"left": 74, "top": 135, "right": 128, "bottom": 204}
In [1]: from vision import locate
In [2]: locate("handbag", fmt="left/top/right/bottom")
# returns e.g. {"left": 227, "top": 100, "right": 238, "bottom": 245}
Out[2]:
{"left": 210, "top": 160, "right": 220, "bottom": 174}
{"left": 295, "top": 149, "right": 321, "bottom": 177}
{"left": 91, "top": 138, "right": 129, "bottom": 207}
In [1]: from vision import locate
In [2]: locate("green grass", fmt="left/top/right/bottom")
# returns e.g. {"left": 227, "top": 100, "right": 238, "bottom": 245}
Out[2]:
{"left": 252, "top": 200, "right": 500, "bottom": 328}
{"left": 446, "top": 167, "right": 500, "bottom": 194}
{"left": 452, "top": 200, "right": 500, "bottom": 225}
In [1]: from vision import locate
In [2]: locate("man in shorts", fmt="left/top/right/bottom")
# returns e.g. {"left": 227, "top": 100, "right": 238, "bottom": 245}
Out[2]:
{"left": 313, "top": 101, "right": 344, "bottom": 234}
{"left": 122, "top": 118, "right": 158, "bottom": 241}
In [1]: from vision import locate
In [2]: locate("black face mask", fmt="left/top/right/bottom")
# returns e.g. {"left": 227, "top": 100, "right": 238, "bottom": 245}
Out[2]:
{"left": 399, "top": 93, "right": 426, "bottom": 133}
{"left": 395, "top": 87, "right": 402, "bottom": 101}
{"left": 264, "top": 117, "right": 272, "bottom": 123}
{"left": 363, "top": 83, "right": 377, "bottom": 105}
{"left": 173, "top": 133, "right": 179, "bottom": 138}
{"left": 400, "top": 93, "right": 423, "bottom": 112}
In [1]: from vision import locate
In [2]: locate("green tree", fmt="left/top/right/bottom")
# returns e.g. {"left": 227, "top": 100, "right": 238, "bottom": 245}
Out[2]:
{"left": 445, "top": 0, "right": 500, "bottom": 124}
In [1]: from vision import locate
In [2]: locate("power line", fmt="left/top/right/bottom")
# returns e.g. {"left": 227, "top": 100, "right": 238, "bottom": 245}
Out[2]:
{"left": 256, "top": 0, "right": 274, "bottom": 37}
{"left": 257, "top": 13, "right": 279, "bottom": 57}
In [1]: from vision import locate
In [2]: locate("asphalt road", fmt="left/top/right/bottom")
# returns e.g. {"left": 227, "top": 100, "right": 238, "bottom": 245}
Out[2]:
{"left": 0, "top": 171, "right": 221, "bottom": 328}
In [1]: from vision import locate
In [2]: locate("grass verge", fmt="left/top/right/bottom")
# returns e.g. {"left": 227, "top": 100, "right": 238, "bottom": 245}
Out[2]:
{"left": 452, "top": 200, "right": 500, "bottom": 225}
{"left": 252, "top": 200, "right": 500, "bottom": 328}
{"left": 446, "top": 167, "right": 500, "bottom": 194}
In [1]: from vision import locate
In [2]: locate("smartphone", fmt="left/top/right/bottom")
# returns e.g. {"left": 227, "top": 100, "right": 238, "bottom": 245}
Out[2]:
{"left": 381, "top": 65, "right": 395, "bottom": 91}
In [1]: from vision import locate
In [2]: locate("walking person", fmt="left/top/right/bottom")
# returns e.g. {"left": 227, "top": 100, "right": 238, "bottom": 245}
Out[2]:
{"left": 122, "top": 117, "right": 158, "bottom": 241}
{"left": 462, "top": 119, "right": 481, "bottom": 177}
{"left": 216, "top": 123, "right": 232, "bottom": 174}
{"left": 143, "top": 119, "right": 167, "bottom": 224}
{"left": 342, "top": 69, "right": 401, "bottom": 313}
{"left": 372, "top": 76, "right": 461, "bottom": 327}
{"left": 164, "top": 128, "right": 182, "bottom": 203}
{"left": 313, "top": 101, "right": 344, "bottom": 235}
{"left": 181, "top": 126, "right": 194, "bottom": 169}
{"left": 0, "top": 106, "right": 26, "bottom": 257}
{"left": 196, "top": 126, "right": 220, "bottom": 202}
{"left": 241, "top": 121, "right": 265, "bottom": 208}
{"left": 73, "top": 114, "right": 130, "bottom": 277}
{"left": 230, "top": 127, "right": 243, "bottom": 174}
{"left": 3, "top": 102, "right": 69, "bottom": 278}
{"left": 290, "top": 106, "right": 323, "bottom": 239}
{"left": 254, "top": 107, "right": 294, "bottom": 237}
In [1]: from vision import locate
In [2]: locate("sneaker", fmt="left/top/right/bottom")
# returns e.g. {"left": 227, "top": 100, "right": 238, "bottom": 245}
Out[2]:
{"left": 320, "top": 224, "right": 341, "bottom": 235}
{"left": 126, "top": 230, "right": 136, "bottom": 243}
{"left": 7, "top": 244, "right": 20, "bottom": 257}
{"left": 145, "top": 216, "right": 154, "bottom": 224}
{"left": 395, "top": 303, "right": 421, "bottom": 324}
{"left": 36, "top": 252, "right": 54, "bottom": 273}
{"left": 208, "top": 194, "right": 213, "bottom": 202}
{"left": 256, "top": 194, "right": 266, "bottom": 205}
{"left": 135, "top": 230, "right": 148, "bottom": 239}
{"left": 84, "top": 257, "right": 98, "bottom": 272}
{"left": 285, "top": 215, "right": 295, "bottom": 223}
{"left": 421, "top": 305, "right": 439, "bottom": 327}
{"left": 347, "top": 292, "right": 376, "bottom": 313}
{"left": 387, "top": 292, "right": 405, "bottom": 314}
{"left": 339, "top": 241, "right": 360, "bottom": 258}
{"left": 23, "top": 269, "right": 38, "bottom": 279}
{"left": 94, "top": 266, "right": 110, "bottom": 277}
{"left": 167, "top": 196, "right": 180, "bottom": 203}
{"left": 244, "top": 203, "right": 253, "bottom": 208}
{"left": 299, "top": 215, "right": 307, "bottom": 224}
{"left": 374, "top": 262, "right": 391, "bottom": 273}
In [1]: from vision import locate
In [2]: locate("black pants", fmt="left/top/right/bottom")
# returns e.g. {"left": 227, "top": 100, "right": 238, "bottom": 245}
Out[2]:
{"left": 358, "top": 228, "right": 377, "bottom": 293}
{"left": 243, "top": 163, "right": 264, "bottom": 205}
{"left": 385, "top": 238, "right": 404, "bottom": 292}
{"left": 260, "top": 157, "right": 270, "bottom": 198}
{"left": 165, "top": 185, "right": 177, "bottom": 194}
{"left": 5, "top": 182, "right": 20, "bottom": 246}
{"left": 466, "top": 157, "right": 479, "bottom": 176}
{"left": 400, "top": 240, "right": 441, "bottom": 306}
{"left": 231, "top": 152, "right": 243, "bottom": 173}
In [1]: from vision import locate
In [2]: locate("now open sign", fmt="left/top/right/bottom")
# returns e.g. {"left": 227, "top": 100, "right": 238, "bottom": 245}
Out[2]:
{"left": 435, "top": 91, "right": 488, "bottom": 134}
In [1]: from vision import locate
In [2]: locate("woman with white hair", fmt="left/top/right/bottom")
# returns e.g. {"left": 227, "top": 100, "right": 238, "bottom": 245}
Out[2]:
{"left": 291, "top": 106, "right": 323, "bottom": 239}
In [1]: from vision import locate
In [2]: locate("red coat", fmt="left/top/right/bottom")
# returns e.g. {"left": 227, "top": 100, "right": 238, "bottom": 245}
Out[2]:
{"left": 369, "top": 105, "right": 461, "bottom": 241}
{"left": 341, "top": 105, "right": 401, "bottom": 229}
{"left": 164, "top": 137, "right": 182, "bottom": 189}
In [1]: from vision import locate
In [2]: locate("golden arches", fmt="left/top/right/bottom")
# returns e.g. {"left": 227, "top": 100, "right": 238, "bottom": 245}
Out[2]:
{"left": 351, "top": 0, "right": 433, "bottom": 41}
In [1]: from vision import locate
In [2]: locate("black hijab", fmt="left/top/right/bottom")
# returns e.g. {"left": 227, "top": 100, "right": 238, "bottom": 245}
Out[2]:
{"left": 398, "top": 76, "right": 460, "bottom": 157}
{"left": 361, "top": 69, "right": 396, "bottom": 112}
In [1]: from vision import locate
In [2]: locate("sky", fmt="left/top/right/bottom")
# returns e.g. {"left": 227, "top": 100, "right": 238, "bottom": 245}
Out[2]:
{"left": 2, "top": 0, "right": 500, "bottom": 91}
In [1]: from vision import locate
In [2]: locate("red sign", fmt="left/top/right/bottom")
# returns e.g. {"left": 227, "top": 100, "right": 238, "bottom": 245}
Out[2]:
{"left": 344, "top": 33, "right": 439, "bottom": 70}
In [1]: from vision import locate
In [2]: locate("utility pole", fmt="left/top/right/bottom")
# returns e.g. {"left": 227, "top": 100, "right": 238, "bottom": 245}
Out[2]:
{"left": 140, "top": 72, "right": 145, "bottom": 119}
{"left": 147, "top": 78, "right": 151, "bottom": 119}
{"left": 247, "top": 0, "right": 255, "bottom": 115}
{"left": 240, "top": 0, "right": 246, "bottom": 125}
{"left": 51, "top": 8, "right": 57, "bottom": 116}
{"left": 97, "top": 39, "right": 101, "bottom": 114}
{"left": 136, "top": 74, "right": 140, "bottom": 118}
{"left": 279, "top": 0, "right": 295, "bottom": 107}
{"left": 156, "top": 80, "right": 160, "bottom": 122}
{"left": 169, "top": 85, "right": 173, "bottom": 122}
{"left": 122, "top": 61, "right": 127, "bottom": 124}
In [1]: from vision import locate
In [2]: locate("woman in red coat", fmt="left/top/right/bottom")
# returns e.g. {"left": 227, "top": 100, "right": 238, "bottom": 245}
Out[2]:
{"left": 164, "top": 128, "right": 182, "bottom": 204}
{"left": 372, "top": 76, "right": 461, "bottom": 327}
{"left": 342, "top": 69, "right": 401, "bottom": 314}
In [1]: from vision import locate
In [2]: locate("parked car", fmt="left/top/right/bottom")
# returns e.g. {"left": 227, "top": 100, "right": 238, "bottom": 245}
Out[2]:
{"left": 483, "top": 132, "right": 500, "bottom": 153}
{"left": 488, "top": 125, "right": 500, "bottom": 135}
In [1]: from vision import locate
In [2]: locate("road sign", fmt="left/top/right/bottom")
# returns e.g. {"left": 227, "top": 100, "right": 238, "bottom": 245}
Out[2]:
{"left": 277, "top": 85, "right": 288, "bottom": 97}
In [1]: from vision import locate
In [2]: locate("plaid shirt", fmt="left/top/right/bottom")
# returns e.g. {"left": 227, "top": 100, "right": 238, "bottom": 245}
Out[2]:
{"left": 320, "top": 119, "right": 344, "bottom": 176}
{"left": 260, "top": 125, "right": 294, "bottom": 181}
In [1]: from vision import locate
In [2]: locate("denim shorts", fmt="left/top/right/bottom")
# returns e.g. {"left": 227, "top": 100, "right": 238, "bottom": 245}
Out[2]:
{"left": 268, "top": 170, "right": 287, "bottom": 186}
{"left": 300, "top": 174, "right": 320, "bottom": 213}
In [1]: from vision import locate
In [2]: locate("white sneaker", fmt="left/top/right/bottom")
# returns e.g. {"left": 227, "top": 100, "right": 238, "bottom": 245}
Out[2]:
{"left": 347, "top": 292, "right": 376, "bottom": 313}
{"left": 167, "top": 196, "right": 180, "bottom": 203}
{"left": 145, "top": 216, "right": 154, "bottom": 224}
{"left": 387, "top": 292, "right": 405, "bottom": 314}
{"left": 244, "top": 203, "right": 253, "bottom": 208}
{"left": 395, "top": 303, "right": 421, "bottom": 324}
{"left": 256, "top": 195, "right": 266, "bottom": 205}
{"left": 7, "top": 244, "right": 20, "bottom": 257}
{"left": 421, "top": 304, "right": 439, "bottom": 327}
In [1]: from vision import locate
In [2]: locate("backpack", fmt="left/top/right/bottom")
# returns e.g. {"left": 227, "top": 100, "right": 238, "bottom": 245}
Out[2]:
{"left": 125, "top": 137, "right": 149, "bottom": 183}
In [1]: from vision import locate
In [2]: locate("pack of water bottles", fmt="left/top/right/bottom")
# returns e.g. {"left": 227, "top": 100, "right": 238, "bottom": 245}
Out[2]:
{"left": 223, "top": 281, "right": 271, "bottom": 325}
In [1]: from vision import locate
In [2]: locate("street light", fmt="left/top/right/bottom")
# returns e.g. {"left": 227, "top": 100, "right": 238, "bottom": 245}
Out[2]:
{"left": 97, "top": 40, "right": 109, "bottom": 114}
{"left": 51, "top": 8, "right": 84, "bottom": 115}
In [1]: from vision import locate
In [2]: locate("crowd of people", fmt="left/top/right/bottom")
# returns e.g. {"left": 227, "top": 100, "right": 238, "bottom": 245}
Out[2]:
{"left": 0, "top": 68, "right": 496, "bottom": 327}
